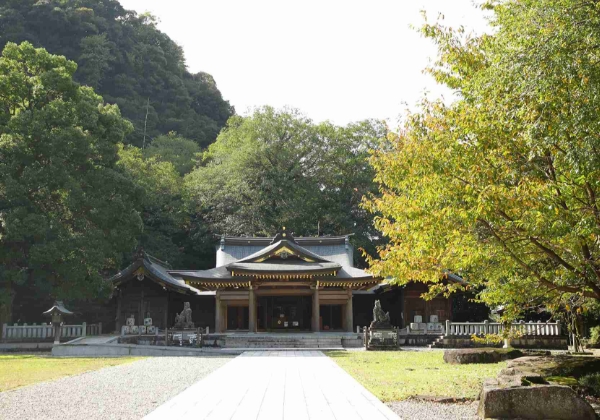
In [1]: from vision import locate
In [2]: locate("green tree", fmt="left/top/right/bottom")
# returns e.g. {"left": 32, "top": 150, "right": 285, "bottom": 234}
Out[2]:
{"left": 0, "top": 42, "right": 142, "bottom": 324}
{"left": 185, "top": 107, "right": 385, "bottom": 266}
{"left": 0, "top": 0, "right": 234, "bottom": 148}
{"left": 364, "top": 0, "right": 600, "bottom": 317}
{"left": 118, "top": 145, "right": 186, "bottom": 265}
{"left": 144, "top": 133, "right": 201, "bottom": 176}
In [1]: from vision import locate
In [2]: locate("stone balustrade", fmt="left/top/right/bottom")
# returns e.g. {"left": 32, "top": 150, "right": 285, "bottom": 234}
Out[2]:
{"left": 445, "top": 320, "right": 561, "bottom": 337}
{"left": 2, "top": 322, "right": 102, "bottom": 341}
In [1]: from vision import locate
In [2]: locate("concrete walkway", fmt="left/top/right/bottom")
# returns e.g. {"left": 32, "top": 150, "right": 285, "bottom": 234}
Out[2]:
{"left": 145, "top": 351, "right": 399, "bottom": 420}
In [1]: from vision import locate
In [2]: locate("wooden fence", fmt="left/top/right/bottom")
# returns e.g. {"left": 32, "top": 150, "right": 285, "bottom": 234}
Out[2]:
{"left": 2, "top": 322, "right": 102, "bottom": 341}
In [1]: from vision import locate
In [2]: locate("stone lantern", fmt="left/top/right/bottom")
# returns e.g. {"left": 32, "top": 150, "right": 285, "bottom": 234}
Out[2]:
{"left": 43, "top": 301, "right": 73, "bottom": 344}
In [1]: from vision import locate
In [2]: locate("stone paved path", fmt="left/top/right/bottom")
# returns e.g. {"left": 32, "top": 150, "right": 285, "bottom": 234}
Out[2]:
{"left": 74, "top": 335, "right": 119, "bottom": 344}
{"left": 145, "top": 350, "right": 399, "bottom": 420}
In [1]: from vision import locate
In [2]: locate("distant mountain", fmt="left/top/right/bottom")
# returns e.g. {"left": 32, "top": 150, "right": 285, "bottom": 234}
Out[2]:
{"left": 0, "top": 0, "right": 234, "bottom": 148}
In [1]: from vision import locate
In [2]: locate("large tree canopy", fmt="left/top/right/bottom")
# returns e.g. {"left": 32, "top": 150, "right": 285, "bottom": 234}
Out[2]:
{"left": 365, "top": 0, "right": 600, "bottom": 317}
{"left": 143, "top": 133, "right": 201, "bottom": 176}
{"left": 0, "top": 0, "right": 233, "bottom": 148}
{"left": 117, "top": 143, "right": 213, "bottom": 269}
{"left": 0, "top": 42, "right": 142, "bottom": 323}
{"left": 185, "top": 107, "right": 385, "bottom": 266}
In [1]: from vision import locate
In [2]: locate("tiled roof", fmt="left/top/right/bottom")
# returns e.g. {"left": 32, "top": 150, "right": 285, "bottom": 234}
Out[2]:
{"left": 107, "top": 252, "right": 201, "bottom": 295}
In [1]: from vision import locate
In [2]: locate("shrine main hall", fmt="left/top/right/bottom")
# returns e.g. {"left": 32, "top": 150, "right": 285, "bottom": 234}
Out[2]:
{"left": 110, "top": 229, "right": 484, "bottom": 333}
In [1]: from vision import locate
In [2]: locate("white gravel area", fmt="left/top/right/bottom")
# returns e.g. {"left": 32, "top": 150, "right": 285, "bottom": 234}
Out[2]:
{"left": 0, "top": 356, "right": 233, "bottom": 420}
{"left": 387, "top": 400, "right": 479, "bottom": 420}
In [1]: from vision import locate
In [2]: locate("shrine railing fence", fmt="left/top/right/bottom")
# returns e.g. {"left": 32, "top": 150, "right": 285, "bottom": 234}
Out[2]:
{"left": 445, "top": 320, "right": 561, "bottom": 337}
{"left": 2, "top": 322, "right": 102, "bottom": 341}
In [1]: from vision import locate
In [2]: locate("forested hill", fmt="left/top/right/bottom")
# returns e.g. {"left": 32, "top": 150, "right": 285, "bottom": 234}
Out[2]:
{"left": 0, "top": 0, "right": 233, "bottom": 148}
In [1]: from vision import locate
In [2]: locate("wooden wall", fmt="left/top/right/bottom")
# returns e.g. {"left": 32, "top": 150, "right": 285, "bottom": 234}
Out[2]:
{"left": 116, "top": 279, "right": 215, "bottom": 331}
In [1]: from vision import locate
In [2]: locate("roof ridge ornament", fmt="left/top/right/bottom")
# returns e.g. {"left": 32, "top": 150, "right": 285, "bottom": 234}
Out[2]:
{"left": 269, "top": 226, "right": 297, "bottom": 244}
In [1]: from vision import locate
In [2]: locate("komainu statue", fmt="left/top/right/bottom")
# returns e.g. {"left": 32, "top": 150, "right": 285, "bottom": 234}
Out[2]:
{"left": 174, "top": 302, "right": 195, "bottom": 329}
{"left": 370, "top": 300, "right": 392, "bottom": 329}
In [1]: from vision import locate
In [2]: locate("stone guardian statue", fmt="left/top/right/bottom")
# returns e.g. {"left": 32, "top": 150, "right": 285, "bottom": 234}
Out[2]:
{"left": 370, "top": 300, "right": 392, "bottom": 329}
{"left": 174, "top": 302, "right": 195, "bottom": 329}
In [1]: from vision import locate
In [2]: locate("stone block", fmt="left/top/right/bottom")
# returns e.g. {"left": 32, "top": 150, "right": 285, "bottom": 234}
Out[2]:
{"left": 444, "top": 348, "right": 523, "bottom": 364}
{"left": 427, "top": 322, "right": 443, "bottom": 331}
{"left": 478, "top": 384, "right": 595, "bottom": 420}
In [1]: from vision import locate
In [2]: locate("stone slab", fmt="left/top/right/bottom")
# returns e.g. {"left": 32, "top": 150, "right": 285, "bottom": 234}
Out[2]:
{"left": 145, "top": 350, "right": 399, "bottom": 420}
{"left": 0, "top": 342, "right": 53, "bottom": 351}
{"left": 478, "top": 384, "right": 595, "bottom": 420}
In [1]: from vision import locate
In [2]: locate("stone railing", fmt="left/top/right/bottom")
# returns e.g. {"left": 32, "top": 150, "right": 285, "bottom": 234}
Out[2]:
{"left": 445, "top": 320, "right": 561, "bottom": 337}
{"left": 2, "top": 322, "right": 102, "bottom": 341}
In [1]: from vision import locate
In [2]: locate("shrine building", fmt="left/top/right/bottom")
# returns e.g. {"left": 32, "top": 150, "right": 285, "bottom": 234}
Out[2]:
{"left": 109, "top": 229, "right": 487, "bottom": 333}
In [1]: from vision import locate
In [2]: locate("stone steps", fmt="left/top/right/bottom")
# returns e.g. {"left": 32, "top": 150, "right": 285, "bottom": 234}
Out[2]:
{"left": 426, "top": 335, "right": 446, "bottom": 349}
{"left": 220, "top": 334, "right": 362, "bottom": 349}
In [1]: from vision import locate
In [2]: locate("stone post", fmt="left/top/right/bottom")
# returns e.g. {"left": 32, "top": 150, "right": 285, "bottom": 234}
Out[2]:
{"left": 312, "top": 285, "right": 320, "bottom": 332}
{"left": 98, "top": 322, "right": 102, "bottom": 335}
{"left": 484, "top": 320, "right": 489, "bottom": 334}
{"left": 53, "top": 322, "right": 61, "bottom": 345}
{"left": 445, "top": 320, "right": 451, "bottom": 336}
{"left": 2, "top": 323, "right": 6, "bottom": 340}
{"left": 248, "top": 286, "right": 256, "bottom": 333}
{"left": 82, "top": 322, "right": 87, "bottom": 338}
{"left": 345, "top": 291, "right": 353, "bottom": 332}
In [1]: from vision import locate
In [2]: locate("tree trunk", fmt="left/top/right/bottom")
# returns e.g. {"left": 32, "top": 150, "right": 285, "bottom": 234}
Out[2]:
{"left": 571, "top": 314, "right": 583, "bottom": 353}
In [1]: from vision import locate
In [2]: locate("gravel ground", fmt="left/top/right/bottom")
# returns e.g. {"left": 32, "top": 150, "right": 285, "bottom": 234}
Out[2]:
{"left": 0, "top": 356, "right": 233, "bottom": 420}
{"left": 387, "top": 400, "right": 479, "bottom": 420}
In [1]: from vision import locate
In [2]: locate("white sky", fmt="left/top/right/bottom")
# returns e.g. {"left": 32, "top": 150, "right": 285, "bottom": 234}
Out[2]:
{"left": 118, "top": 0, "right": 489, "bottom": 127}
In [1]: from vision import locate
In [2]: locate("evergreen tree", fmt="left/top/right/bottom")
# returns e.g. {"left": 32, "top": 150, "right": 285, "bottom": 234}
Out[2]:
{"left": 0, "top": 42, "right": 142, "bottom": 324}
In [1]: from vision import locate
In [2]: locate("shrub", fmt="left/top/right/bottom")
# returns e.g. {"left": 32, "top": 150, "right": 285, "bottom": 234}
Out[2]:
{"left": 579, "top": 372, "right": 600, "bottom": 396}
{"left": 589, "top": 326, "right": 600, "bottom": 347}
{"left": 471, "top": 333, "right": 503, "bottom": 345}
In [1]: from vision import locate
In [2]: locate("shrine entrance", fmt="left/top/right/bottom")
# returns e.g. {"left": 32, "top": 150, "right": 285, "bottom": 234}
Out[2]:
{"left": 258, "top": 296, "right": 311, "bottom": 331}
{"left": 226, "top": 305, "right": 249, "bottom": 330}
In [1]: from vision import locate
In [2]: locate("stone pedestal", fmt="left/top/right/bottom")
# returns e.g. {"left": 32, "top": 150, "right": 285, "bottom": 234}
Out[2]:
{"left": 366, "top": 328, "right": 398, "bottom": 350}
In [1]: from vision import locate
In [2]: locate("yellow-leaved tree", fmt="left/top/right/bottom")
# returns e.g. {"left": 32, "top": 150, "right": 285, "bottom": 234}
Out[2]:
{"left": 364, "top": 0, "right": 600, "bottom": 324}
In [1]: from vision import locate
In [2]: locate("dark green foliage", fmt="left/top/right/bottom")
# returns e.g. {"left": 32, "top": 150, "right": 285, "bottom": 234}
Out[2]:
{"left": 0, "top": 0, "right": 233, "bottom": 148}
{"left": 579, "top": 372, "right": 600, "bottom": 396}
{"left": 117, "top": 145, "right": 214, "bottom": 270}
{"left": 184, "top": 107, "right": 386, "bottom": 266}
{"left": 0, "top": 42, "right": 143, "bottom": 322}
{"left": 144, "top": 134, "right": 201, "bottom": 176}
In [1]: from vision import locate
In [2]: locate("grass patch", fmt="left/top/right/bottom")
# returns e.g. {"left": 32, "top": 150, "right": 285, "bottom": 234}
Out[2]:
{"left": 0, "top": 354, "right": 143, "bottom": 392}
{"left": 328, "top": 350, "right": 505, "bottom": 402}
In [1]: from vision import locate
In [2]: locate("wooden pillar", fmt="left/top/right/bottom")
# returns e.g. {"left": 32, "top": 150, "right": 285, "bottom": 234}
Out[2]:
{"left": 312, "top": 285, "right": 320, "bottom": 332}
{"left": 115, "top": 288, "right": 122, "bottom": 333}
{"left": 164, "top": 291, "right": 170, "bottom": 329}
{"left": 249, "top": 286, "right": 256, "bottom": 333}
{"left": 215, "top": 291, "right": 222, "bottom": 333}
{"left": 345, "top": 291, "right": 354, "bottom": 332}
{"left": 139, "top": 281, "right": 145, "bottom": 328}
